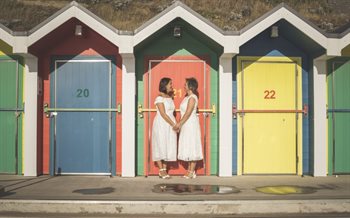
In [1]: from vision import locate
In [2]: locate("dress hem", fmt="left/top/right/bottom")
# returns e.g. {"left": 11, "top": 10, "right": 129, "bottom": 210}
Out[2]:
{"left": 152, "top": 158, "right": 177, "bottom": 162}
{"left": 177, "top": 157, "right": 203, "bottom": 161}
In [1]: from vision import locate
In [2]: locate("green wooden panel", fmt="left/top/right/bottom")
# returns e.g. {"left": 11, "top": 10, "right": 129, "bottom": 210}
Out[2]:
{"left": 328, "top": 59, "right": 350, "bottom": 174}
{"left": 0, "top": 59, "right": 20, "bottom": 174}
{"left": 0, "top": 61, "right": 17, "bottom": 108}
{"left": 0, "top": 112, "right": 16, "bottom": 173}
{"left": 137, "top": 81, "right": 145, "bottom": 175}
{"left": 135, "top": 20, "right": 221, "bottom": 175}
{"left": 327, "top": 63, "right": 334, "bottom": 175}
{"left": 334, "top": 113, "right": 350, "bottom": 173}
{"left": 333, "top": 61, "right": 350, "bottom": 173}
{"left": 209, "top": 58, "right": 218, "bottom": 175}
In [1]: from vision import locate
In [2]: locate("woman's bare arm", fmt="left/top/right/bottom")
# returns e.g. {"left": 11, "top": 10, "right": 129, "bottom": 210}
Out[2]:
{"left": 156, "top": 102, "right": 176, "bottom": 127}
{"left": 177, "top": 97, "right": 196, "bottom": 128}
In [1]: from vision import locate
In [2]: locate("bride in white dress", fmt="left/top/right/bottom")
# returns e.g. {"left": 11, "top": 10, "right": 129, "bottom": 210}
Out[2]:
{"left": 152, "top": 77, "right": 177, "bottom": 179}
{"left": 174, "top": 77, "right": 203, "bottom": 179}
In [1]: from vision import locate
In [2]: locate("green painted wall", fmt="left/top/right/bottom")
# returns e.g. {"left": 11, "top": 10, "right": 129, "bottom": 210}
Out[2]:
{"left": 342, "top": 45, "right": 350, "bottom": 57}
{"left": 0, "top": 55, "right": 23, "bottom": 174}
{"left": 0, "top": 40, "right": 13, "bottom": 55}
{"left": 327, "top": 58, "right": 350, "bottom": 175}
{"left": 135, "top": 20, "right": 222, "bottom": 175}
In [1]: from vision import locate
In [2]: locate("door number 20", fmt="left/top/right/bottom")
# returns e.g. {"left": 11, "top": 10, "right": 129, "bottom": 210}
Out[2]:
{"left": 76, "top": 89, "right": 89, "bottom": 98}
{"left": 264, "top": 90, "right": 276, "bottom": 99}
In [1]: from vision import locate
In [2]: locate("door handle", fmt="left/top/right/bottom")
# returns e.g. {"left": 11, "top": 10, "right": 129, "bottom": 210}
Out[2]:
{"left": 198, "top": 104, "right": 216, "bottom": 116}
{"left": 138, "top": 104, "right": 157, "bottom": 118}
{"left": 138, "top": 104, "right": 216, "bottom": 119}
{"left": 44, "top": 103, "right": 122, "bottom": 118}
{"left": 232, "top": 104, "right": 308, "bottom": 118}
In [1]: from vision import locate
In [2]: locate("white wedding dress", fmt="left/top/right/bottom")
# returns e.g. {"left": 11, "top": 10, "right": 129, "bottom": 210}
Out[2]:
{"left": 151, "top": 96, "right": 177, "bottom": 161}
{"left": 178, "top": 94, "right": 203, "bottom": 161}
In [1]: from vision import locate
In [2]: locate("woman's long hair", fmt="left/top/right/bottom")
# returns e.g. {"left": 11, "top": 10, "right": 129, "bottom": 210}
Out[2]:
{"left": 186, "top": 77, "right": 199, "bottom": 98}
{"left": 159, "top": 77, "right": 173, "bottom": 96}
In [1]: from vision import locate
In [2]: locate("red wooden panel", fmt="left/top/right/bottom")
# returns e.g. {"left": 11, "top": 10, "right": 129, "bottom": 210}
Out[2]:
{"left": 144, "top": 56, "right": 210, "bottom": 176}
{"left": 116, "top": 54, "right": 122, "bottom": 175}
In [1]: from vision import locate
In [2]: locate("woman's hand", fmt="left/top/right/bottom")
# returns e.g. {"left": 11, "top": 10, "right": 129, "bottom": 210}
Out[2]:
{"left": 173, "top": 123, "right": 181, "bottom": 132}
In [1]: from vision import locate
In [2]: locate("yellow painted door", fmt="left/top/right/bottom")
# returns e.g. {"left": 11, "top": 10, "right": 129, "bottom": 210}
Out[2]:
{"left": 242, "top": 61, "right": 298, "bottom": 174}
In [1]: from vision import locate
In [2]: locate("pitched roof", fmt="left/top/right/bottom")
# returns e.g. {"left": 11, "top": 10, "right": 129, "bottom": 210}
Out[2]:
{"left": 26, "top": 1, "right": 120, "bottom": 47}
{"left": 0, "top": 0, "right": 349, "bottom": 55}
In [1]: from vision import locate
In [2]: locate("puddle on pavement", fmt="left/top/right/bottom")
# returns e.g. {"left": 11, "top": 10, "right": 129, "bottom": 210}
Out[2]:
{"left": 153, "top": 184, "right": 240, "bottom": 195}
{"left": 72, "top": 187, "right": 115, "bottom": 195}
{"left": 255, "top": 185, "right": 317, "bottom": 195}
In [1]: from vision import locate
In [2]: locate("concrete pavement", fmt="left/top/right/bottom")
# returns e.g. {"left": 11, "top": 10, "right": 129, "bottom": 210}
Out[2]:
{"left": 0, "top": 175, "right": 349, "bottom": 215}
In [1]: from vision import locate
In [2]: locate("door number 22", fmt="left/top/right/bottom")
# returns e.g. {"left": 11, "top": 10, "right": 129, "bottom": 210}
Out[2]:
{"left": 264, "top": 90, "right": 276, "bottom": 99}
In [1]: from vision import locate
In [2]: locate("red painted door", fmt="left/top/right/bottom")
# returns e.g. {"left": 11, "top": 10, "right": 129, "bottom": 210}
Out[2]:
{"left": 143, "top": 57, "right": 210, "bottom": 176}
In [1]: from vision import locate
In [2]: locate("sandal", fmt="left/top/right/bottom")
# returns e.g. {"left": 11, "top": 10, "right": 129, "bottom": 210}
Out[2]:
{"left": 183, "top": 171, "right": 196, "bottom": 179}
{"left": 159, "top": 168, "right": 170, "bottom": 179}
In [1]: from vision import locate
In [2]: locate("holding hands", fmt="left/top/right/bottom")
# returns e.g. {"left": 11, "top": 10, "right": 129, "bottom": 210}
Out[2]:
{"left": 173, "top": 123, "right": 181, "bottom": 132}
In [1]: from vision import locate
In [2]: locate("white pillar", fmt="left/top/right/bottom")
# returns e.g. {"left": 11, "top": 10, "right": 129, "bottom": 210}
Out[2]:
{"left": 313, "top": 58, "right": 327, "bottom": 176}
{"left": 23, "top": 55, "right": 38, "bottom": 176}
{"left": 218, "top": 53, "right": 235, "bottom": 177}
{"left": 121, "top": 53, "right": 136, "bottom": 177}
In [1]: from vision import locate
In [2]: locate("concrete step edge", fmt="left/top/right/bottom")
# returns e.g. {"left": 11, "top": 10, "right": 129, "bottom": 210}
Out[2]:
{"left": 1, "top": 199, "right": 350, "bottom": 215}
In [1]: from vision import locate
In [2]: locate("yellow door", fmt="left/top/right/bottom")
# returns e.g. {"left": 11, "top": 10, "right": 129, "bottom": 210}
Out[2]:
{"left": 238, "top": 57, "right": 302, "bottom": 175}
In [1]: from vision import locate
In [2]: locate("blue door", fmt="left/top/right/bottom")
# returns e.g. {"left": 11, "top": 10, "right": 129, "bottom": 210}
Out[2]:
{"left": 53, "top": 60, "right": 111, "bottom": 174}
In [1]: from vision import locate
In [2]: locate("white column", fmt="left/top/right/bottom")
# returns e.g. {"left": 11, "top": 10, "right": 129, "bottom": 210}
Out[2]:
{"left": 23, "top": 55, "right": 38, "bottom": 176}
{"left": 313, "top": 58, "right": 327, "bottom": 176}
{"left": 218, "top": 53, "right": 235, "bottom": 177}
{"left": 121, "top": 53, "right": 136, "bottom": 177}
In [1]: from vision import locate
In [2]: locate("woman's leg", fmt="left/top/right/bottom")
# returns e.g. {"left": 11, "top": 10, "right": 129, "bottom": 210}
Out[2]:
{"left": 156, "top": 160, "right": 163, "bottom": 169}
{"left": 162, "top": 161, "right": 167, "bottom": 171}
{"left": 183, "top": 161, "right": 197, "bottom": 178}
{"left": 156, "top": 160, "right": 167, "bottom": 177}
{"left": 163, "top": 162, "right": 171, "bottom": 177}
{"left": 189, "top": 161, "right": 196, "bottom": 172}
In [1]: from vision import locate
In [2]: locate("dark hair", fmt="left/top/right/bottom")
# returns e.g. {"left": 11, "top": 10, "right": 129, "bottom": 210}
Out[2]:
{"left": 186, "top": 77, "right": 199, "bottom": 98}
{"left": 159, "top": 77, "right": 172, "bottom": 95}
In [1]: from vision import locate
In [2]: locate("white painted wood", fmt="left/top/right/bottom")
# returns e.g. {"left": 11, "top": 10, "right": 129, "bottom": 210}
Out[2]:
{"left": 23, "top": 56, "right": 38, "bottom": 176}
{"left": 313, "top": 58, "right": 327, "bottom": 176}
{"left": 121, "top": 54, "right": 136, "bottom": 177}
{"left": 218, "top": 54, "right": 235, "bottom": 176}
{"left": 327, "top": 38, "right": 341, "bottom": 56}
{"left": 0, "top": 28, "right": 14, "bottom": 47}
